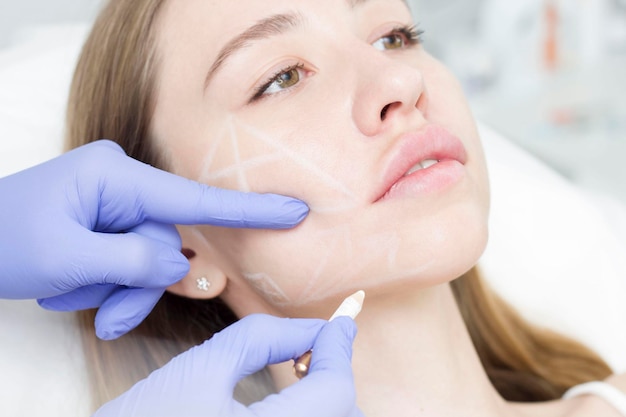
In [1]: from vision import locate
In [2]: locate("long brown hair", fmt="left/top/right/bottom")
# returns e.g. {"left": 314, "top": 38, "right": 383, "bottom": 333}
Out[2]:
{"left": 67, "top": 0, "right": 612, "bottom": 410}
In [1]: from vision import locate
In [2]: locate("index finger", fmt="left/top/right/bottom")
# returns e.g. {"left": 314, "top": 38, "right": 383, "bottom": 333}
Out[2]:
{"left": 105, "top": 154, "right": 309, "bottom": 230}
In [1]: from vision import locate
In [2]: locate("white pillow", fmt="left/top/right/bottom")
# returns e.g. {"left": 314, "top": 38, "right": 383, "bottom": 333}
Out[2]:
{"left": 0, "top": 24, "right": 92, "bottom": 417}
{"left": 479, "top": 122, "right": 626, "bottom": 372}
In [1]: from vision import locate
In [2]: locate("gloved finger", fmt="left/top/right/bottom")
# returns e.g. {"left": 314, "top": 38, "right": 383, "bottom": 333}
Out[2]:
{"left": 40, "top": 282, "right": 166, "bottom": 340}
{"left": 65, "top": 229, "right": 189, "bottom": 289}
{"left": 205, "top": 315, "right": 327, "bottom": 390}
{"left": 127, "top": 220, "right": 181, "bottom": 249}
{"left": 308, "top": 316, "right": 357, "bottom": 375}
{"left": 139, "top": 183, "right": 310, "bottom": 229}
{"left": 37, "top": 284, "right": 117, "bottom": 311}
{"left": 248, "top": 317, "right": 360, "bottom": 417}
{"left": 94, "top": 287, "right": 165, "bottom": 340}
{"left": 93, "top": 139, "right": 126, "bottom": 153}
{"left": 97, "top": 149, "right": 309, "bottom": 230}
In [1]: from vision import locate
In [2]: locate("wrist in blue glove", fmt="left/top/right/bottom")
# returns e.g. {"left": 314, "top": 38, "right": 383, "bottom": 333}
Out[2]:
{"left": 94, "top": 315, "right": 363, "bottom": 417}
{"left": 0, "top": 141, "right": 308, "bottom": 339}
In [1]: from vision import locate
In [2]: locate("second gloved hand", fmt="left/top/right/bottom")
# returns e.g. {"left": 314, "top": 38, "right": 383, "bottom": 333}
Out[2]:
{"left": 94, "top": 315, "right": 363, "bottom": 417}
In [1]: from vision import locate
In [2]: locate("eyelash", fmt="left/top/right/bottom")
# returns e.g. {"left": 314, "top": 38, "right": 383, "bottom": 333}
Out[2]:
{"left": 251, "top": 63, "right": 306, "bottom": 102}
{"left": 393, "top": 24, "right": 424, "bottom": 46}
{"left": 250, "top": 24, "right": 424, "bottom": 102}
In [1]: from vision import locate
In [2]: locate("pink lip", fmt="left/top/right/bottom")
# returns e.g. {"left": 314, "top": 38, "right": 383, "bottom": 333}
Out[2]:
{"left": 373, "top": 124, "right": 468, "bottom": 202}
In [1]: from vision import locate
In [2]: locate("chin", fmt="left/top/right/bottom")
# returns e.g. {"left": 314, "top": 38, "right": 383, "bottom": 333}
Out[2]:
{"left": 382, "top": 199, "right": 488, "bottom": 285}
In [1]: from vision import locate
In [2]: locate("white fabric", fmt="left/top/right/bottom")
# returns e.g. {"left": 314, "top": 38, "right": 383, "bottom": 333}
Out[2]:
{"left": 1, "top": 23, "right": 626, "bottom": 417}
{"left": 0, "top": 24, "right": 93, "bottom": 417}
{"left": 564, "top": 381, "right": 626, "bottom": 415}
{"left": 478, "top": 122, "right": 626, "bottom": 373}
{"left": 0, "top": 300, "right": 90, "bottom": 416}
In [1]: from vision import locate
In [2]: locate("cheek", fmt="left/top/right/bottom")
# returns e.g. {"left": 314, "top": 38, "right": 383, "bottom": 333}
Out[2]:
{"left": 205, "top": 178, "right": 489, "bottom": 314}
{"left": 194, "top": 115, "right": 367, "bottom": 211}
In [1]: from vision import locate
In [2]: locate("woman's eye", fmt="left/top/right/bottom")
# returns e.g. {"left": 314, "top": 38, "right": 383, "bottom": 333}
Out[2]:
{"left": 372, "top": 34, "right": 405, "bottom": 51}
{"left": 252, "top": 64, "right": 305, "bottom": 101}
{"left": 266, "top": 67, "right": 301, "bottom": 93}
{"left": 372, "top": 25, "right": 423, "bottom": 52}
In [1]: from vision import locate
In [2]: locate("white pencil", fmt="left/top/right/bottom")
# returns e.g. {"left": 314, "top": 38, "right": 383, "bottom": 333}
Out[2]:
{"left": 293, "top": 290, "right": 365, "bottom": 379}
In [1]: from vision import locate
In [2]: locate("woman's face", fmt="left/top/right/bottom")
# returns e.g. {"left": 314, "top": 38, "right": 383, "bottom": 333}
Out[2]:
{"left": 152, "top": 0, "right": 490, "bottom": 316}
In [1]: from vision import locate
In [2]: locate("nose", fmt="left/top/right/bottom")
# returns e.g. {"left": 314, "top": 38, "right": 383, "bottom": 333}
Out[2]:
{"left": 351, "top": 48, "right": 428, "bottom": 137}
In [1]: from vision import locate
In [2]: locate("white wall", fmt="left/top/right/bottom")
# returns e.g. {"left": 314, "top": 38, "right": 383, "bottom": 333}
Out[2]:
{"left": 0, "top": 0, "right": 102, "bottom": 47}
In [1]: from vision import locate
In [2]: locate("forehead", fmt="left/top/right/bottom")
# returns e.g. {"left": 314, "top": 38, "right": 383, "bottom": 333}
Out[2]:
{"left": 151, "top": 0, "right": 412, "bottom": 108}
{"left": 154, "top": 0, "right": 410, "bottom": 78}
{"left": 155, "top": 0, "right": 410, "bottom": 43}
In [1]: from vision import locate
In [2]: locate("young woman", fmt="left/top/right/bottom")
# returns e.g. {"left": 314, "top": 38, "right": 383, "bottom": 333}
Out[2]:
{"left": 65, "top": 0, "right": 625, "bottom": 415}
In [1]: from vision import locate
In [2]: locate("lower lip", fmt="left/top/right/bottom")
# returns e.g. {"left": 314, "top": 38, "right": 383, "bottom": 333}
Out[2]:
{"left": 379, "top": 159, "right": 465, "bottom": 201}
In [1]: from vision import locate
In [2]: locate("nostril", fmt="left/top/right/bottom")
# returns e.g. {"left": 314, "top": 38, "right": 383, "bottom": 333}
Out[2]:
{"left": 380, "top": 104, "right": 391, "bottom": 121}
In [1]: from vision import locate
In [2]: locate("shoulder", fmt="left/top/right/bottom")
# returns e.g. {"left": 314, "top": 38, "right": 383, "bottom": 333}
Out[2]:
{"left": 605, "top": 373, "right": 626, "bottom": 392}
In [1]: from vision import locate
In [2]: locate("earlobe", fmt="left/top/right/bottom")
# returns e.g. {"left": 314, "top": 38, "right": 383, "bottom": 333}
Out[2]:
{"left": 167, "top": 260, "right": 227, "bottom": 299}
{"left": 167, "top": 226, "right": 228, "bottom": 300}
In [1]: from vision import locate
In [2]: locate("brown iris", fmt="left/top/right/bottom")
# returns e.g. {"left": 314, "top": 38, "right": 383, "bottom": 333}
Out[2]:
{"left": 380, "top": 34, "right": 404, "bottom": 49}
{"left": 274, "top": 68, "right": 300, "bottom": 89}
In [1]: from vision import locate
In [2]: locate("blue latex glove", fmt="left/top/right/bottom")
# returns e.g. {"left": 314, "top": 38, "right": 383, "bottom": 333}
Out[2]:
{"left": 94, "top": 315, "right": 362, "bottom": 417}
{"left": 0, "top": 141, "right": 308, "bottom": 339}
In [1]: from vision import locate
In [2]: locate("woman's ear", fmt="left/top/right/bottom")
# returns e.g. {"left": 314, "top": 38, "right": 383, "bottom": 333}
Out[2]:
{"left": 167, "top": 226, "right": 228, "bottom": 300}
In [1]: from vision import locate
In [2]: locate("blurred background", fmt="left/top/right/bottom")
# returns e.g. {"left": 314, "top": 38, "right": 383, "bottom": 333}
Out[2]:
{"left": 1, "top": 0, "right": 625, "bottom": 203}
{"left": 410, "top": 0, "right": 626, "bottom": 204}
{"left": 0, "top": 0, "right": 99, "bottom": 48}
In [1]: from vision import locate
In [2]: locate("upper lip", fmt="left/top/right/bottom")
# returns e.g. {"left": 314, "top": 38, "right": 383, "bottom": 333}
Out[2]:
{"left": 372, "top": 124, "right": 468, "bottom": 202}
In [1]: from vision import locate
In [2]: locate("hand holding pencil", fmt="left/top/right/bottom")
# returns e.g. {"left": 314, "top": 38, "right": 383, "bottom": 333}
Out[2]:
{"left": 294, "top": 290, "right": 365, "bottom": 378}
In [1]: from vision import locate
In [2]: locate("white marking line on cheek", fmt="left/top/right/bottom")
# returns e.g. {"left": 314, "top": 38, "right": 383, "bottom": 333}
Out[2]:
{"left": 392, "top": 260, "right": 435, "bottom": 282}
{"left": 306, "top": 258, "right": 433, "bottom": 305}
{"left": 234, "top": 119, "right": 358, "bottom": 202}
{"left": 197, "top": 117, "right": 284, "bottom": 184}
{"left": 297, "top": 231, "right": 404, "bottom": 305}
{"left": 387, "top": 239, "right": 400, "bottom": 268}
{"left": 198, "top": 117, "right": 266, "bottom": 187}
{"left": 242, "top": 272, "right": 291, "bottom": 306}
{"left": 300, "top": 225, "right": 353, "bottom": 298}
{"left": 243, "top": 230, "right": 431, "bottom": 307}
{"left": 198, "top": 121, "right": 230, "bottom": 182}
{"left": 228, "top": 119, "right": 251, "bottom": 192}
{"left": 203, "top": 153, "right": 284, "bottom": 181}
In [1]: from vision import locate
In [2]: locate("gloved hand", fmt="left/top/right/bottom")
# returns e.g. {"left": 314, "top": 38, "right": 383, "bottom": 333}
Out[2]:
{"left": 94, "top": 315, "right": 363, "bottom": 417}
{"left": 0, "top": 140, "right": 308, "bottom": 339}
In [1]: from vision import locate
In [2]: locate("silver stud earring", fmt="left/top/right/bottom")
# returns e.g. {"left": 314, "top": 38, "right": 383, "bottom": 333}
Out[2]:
{"left": 196, "top": 276, "right": 211, "bottom": 292}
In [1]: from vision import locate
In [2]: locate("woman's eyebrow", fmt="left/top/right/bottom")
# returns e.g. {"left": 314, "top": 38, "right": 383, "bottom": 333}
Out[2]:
{"left": 203, "top": 0, "right": 409, "bottom": 90}
{"left": 204, "top": 12, "right": 303, "bottom": 89}
{"left": 349, "top": 0, "right": 408, "bottom": 7}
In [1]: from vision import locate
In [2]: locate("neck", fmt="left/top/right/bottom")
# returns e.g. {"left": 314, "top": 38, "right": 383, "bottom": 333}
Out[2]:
{"left": 349, "top": 283, "right": 508, "bottom": 416}
{"left": 271, "top": 283, "right": 520, "bottom": 417}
